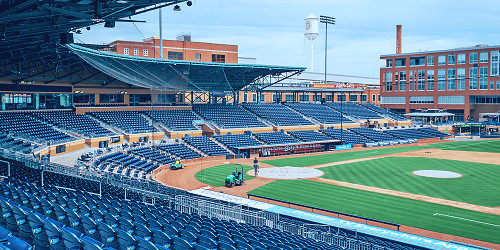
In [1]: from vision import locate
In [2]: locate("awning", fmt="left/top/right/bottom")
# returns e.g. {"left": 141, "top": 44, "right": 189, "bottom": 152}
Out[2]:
{"left": 404, "top": 112, "right": 455, "bottom": 117}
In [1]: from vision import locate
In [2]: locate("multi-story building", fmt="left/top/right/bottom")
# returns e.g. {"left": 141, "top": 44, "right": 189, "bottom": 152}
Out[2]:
{"left": 380, "top": 45, "right": 500, "bottom": 121}
{"left": 108, "top": 35, "right": 238, "bottom": 63}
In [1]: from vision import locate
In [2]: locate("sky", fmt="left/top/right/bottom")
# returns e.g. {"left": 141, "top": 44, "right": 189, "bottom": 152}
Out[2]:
{"left": 77, "top": 0, "right": 500, "bottom": 78}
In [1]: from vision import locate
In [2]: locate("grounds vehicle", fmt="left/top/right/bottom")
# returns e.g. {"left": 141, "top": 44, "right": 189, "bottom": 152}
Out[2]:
{"left": 225, "top": 164, "right": 245, "bottom": 188}
{"left": 170, "top": 161, "right": 184, "bottom": 170}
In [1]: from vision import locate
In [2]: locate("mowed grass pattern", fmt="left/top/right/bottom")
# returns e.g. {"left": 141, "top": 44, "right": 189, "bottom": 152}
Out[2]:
{"left": 428, "top": 139, "right": 500, "bottom": 153}
{"left": 319, "top": 157, "right": 500, "bottom": 207}
{"left": 249, "top": 180, "right": 500, "bottom": 244}
{"left": 194, "top": 164, "right": 255, "bottom": 187}
{"left": 263, "top": 146, "right": 426, "bottom": 167}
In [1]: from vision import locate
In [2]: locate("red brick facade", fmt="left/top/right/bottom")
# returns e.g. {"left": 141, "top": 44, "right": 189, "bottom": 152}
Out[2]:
{"left": 380, "top": 45, "right": 500, "bottom": 121}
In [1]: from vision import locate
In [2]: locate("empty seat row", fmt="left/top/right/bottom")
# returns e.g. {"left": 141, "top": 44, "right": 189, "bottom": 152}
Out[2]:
{"left": 33, "top": 111, "right": 115, "bottom": 138}
{"left": 242, "top": 103, "right": 314, "bottom": 126}
{"left": 319, "top": 128, "right": 371, "bottom": 144}
{"left": 287, "top": 130, "right": 332, "bottom": 142}
{"left": 88, "top": 111, "right": 156, "bottom": 134}
{"left": 285, "top": 103, "right": 355, "bottom": 124}
{"left": 145, "top": 110, "right": 200, "bottom": 131}
{"left": 213, "top": 133, "right": 263, "bottom": 152}
{"left": 325, "top": 102, "right": 383, "bottom": 120}
{"left": 193, "top": 104, "right": 268, "bottom": 129}
{"left": 0, "top": 112, "right": 73, "bottom": 143}
{"left": 183, "top": 136, "right": 232, "bottom": 156}
{"left": 253, "top": 132, "right": 299, "bottom": 145}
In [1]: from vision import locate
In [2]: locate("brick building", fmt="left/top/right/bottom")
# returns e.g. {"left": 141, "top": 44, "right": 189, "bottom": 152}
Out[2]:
{"left": 108, "top": 36, "right": 238, "bottom": 63}
{"left": 380, "top": 45, "right": 500, "bottom": 121}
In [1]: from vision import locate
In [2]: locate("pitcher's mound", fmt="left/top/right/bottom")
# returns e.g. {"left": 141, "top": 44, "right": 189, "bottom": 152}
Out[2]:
{"left": 249, "top": 167, "right": 324, "bottom": 179}
{"left": 412, "top": 170, "right": 462, "bottom": 178}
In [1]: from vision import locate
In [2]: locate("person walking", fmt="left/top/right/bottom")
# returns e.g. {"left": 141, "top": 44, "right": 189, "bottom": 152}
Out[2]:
{"left": 253, "top": 158, "right": 259, "bottom": 177}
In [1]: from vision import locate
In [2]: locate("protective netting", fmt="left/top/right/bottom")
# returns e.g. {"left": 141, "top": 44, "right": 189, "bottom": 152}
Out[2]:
{"left": 67, "top": 44, "right": 303, "bottom": 92}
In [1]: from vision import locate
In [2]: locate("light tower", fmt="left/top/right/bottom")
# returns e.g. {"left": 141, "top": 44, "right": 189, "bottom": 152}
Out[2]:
{"left": 304, "top": 14, "right": 319, "bottom": 72}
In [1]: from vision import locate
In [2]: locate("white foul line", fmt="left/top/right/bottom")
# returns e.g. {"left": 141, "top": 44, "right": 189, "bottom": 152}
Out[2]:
{"left": 433, "top": 213, "right": 500, "bottom": 227}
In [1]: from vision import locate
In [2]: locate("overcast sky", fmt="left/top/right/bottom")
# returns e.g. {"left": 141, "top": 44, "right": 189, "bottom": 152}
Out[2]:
{"left": 77, "top": 0, "right": 500, "bottom": 78}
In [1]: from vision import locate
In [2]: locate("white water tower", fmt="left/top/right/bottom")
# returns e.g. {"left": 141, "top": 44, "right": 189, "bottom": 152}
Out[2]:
{"left": 305, "top": 14, "right": 319, "bottom": 72}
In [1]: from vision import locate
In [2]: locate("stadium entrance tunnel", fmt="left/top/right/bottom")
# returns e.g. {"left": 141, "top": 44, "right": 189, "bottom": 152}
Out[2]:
{"left": 249, "top": 167, "right": 324, "bottom": 179}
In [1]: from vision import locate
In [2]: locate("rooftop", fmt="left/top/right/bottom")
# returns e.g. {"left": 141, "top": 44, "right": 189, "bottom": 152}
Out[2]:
{"left": 381, "top": 44, "right": 500, "bottom": 58}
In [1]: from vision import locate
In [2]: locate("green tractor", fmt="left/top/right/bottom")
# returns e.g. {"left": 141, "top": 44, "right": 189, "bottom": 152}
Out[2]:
{"left": 170, "top": 160, "right": 184, "bottom": 170}
{"left": 225, "top": 164, "right": 245, "bottom": 188}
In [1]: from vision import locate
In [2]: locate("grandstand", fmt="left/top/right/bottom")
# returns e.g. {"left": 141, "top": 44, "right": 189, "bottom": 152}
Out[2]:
{"left": 325, "top": 102, "right": 383, "bottom": 120}
{"left": 88, "top": 111, "right": 156, "bottom": 134}
{"left": 146, "top": 110, "right": 201, "bottom": 131}
{"left": 285, "top": 103, "right": 356, "bottom": 124}
{"left": 193, "top": 104, "right": 268, "bottom": 129}
{"left": 33, "top": 111, "right": 116, "bottom": 138}
{"left": 242, "top": 103, "right": 314, "bottom": 126}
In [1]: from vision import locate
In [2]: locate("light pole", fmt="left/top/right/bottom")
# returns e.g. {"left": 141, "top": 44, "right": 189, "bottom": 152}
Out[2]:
{"left": 320, "top": 15, "right": 342, "bottom": 144}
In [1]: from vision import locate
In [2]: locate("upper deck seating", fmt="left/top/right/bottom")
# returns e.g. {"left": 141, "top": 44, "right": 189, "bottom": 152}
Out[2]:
{"left": 325, "top": 102, "right": 383, "bottom": 120}
{"left": 146, "top": 110, "right": 200, "bottom": 131}
{"left": 242, "top": 103, "right": 314, "bottom": 126}
{"left": 88, "top": 111, "right": 156, "bottom": 134}
{"left": 193, "top": 104, "right": 267, "bottom": 129}
{"left": 287, "top": 130, "right": 332, "bottom": 142}
{"left": 285, "top": 103, "right": 355, "bottom": 124}
{"left": 33, "top": 111, "right": 114, "bottom": 137}
{"left": 253, "top": 132, "right": 300, "bottom": 144}
{"left": 0, "top": 112, "right": 73, "bottom": 143}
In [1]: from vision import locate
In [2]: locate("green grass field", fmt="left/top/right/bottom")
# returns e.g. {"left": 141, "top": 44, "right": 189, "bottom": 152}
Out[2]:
{"left": 428, "top": 139, "right": 500, "bottom": 153}
{"left": 194, "top": 164, "right": 255, "bottom": 187}
{"left": 249, "top": 180, "right": 500, "bottom": 244}
{"left": 263, "top": 146, "right": 427, "bottom": 167}
{"left": 319, "top": 157, "right": 500, "bottom": 207}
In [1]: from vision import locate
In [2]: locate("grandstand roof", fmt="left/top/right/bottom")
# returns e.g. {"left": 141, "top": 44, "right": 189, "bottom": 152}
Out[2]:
{"left": 68, "top": 44, "right": 306, "bottom": 91}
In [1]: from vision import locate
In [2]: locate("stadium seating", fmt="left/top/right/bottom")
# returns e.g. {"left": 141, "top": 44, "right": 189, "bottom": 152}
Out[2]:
{"left": 128, "top": 147, "right": 175, "bottom": 165}
{"left": 33, "top": 111, "right": 115, "bottom": 137}
{"left": 417, "top": 127, "right": 450, "bottom": 137}
{"left": 88, "top": 111, "right": 156, "bottom": 134}
{"left": 358, "top": 103, "right": 406, "bottom": 121}
{"left": 285, "top": 103, "right": 355, "bottom": 124}
{"left": 349, "top": 127, "right": 398, "bottom": 142}
{"left": 183, "top": 136, "right": 232, "bottom": 156}
{"left": 94, "top": 152, "right": 157, "bottom": 178}
{"left": 320, "top": 128, "right": 371, "bottom": 144}
{"left": 0, "top": 112, "right": 73, "bottom": 143}
{"left": 253, "top": 131, "right": 300, "bottom": 144}
{"left": 213, "top": 133, "right": 263, "bottom": 151}
{"left": 0, "top": 135, "right": 35, "bottom": 154}
{"left": 288, "top": 130, "right": 332, "bottom": 142}
{"left": 193, "top": 104, "right": 267, "bottom": 129}
{"left": 157, "top": 143, "right": 203, "bottom": 160}
{"left": 146, "top": 110, "right": 200, "bottom": 131}
{"left": 383, "top": 128, "right": 437, "bottom": 140}
{"left": 325, "top": 102, "right": 383, "bottom": 120}
{"left": 242, "top": 103, "right": 314, "bottom": 126}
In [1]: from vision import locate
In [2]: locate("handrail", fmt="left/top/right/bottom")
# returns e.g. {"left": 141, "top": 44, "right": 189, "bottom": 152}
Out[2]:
{"left": 247, "top": 193, "right": 400, "bottom": 231}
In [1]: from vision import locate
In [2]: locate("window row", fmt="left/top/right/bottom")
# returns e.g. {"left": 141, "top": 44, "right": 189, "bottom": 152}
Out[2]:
{"left": 387, "top": 50, "right": 496, "bottom": 67}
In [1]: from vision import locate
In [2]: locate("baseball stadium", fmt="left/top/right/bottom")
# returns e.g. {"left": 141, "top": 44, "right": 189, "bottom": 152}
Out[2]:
{"left": 0, "top": 0, "right": 499, "bottom": 250}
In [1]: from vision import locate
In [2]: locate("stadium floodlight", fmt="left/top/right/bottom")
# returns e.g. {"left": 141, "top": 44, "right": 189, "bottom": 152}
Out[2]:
{"left": 173, "top": 5, "right": 181, "bottom": 11}
{"left": 186, "top": 1, "right": 192, "bottom": 6}
{"left": 320, "top": 15, "right": 343, "bottom": 144}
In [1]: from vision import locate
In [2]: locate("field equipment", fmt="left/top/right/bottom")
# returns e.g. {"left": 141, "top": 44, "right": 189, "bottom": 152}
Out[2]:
{"left": 170, "top": 161, "right": 184, "bottom": 170}
{"left": 225, "top": 164, "right": 245, "bottom": 188}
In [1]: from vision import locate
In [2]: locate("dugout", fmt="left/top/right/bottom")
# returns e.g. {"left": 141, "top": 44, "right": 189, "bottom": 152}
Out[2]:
{"left": 452, "top": 124, "right": 486, "bottom": 135}
{"left": 233, "top": 140, "right": 339, "bottom": 157}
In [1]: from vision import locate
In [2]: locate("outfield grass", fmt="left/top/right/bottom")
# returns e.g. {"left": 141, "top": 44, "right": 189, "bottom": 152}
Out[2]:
{"left": 249, "top": 180, "right": 500, "bottom": 244}
{"left": 319, "top": 157, "right": 500, "bottom": 207}
{"left": 428, "top": 139, "right": 500, "bottom": 153}
{"left": 263, "top": 146, "right": 427, "bottom": 167}
{"left": 194, "top": 164, "right": 255, "bottom": 187}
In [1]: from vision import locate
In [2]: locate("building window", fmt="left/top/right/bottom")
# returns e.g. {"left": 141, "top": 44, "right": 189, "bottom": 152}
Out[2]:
{"left": 195, "top": 53, "right": 201, "bottom": 60}
{"left": 381, "top": 96, "right": 405, "bottom": 104}
{"left": 410, "top": 56, "right": 425, "bottom": 66}
{"left": 385, "top": 72, "right": 393, "bottom": 92}
{"left": 243, "top": 93, "right": 248, "bottom": 102}
{"left": 480, "top": 51, "right": 488, "bottom": 63}
{"left": 73, "top": 94, "right": 95, "bottom": 104}
{"left": 470, "top": 95, "right": 500, "bottom": 104}
{"left": 99, "top": 94, "right": 124, "bottom": 103}
{"left": 491, "top": 51, "right": 499, "bottom": 76}
{"left": 491, "top": 81, "right": 495, "bottom": 90}
{"left": 361, "top": 95, "right": 367, "bottom": 102}
{"left": 438, "top": 69, "right": 446, "bottom": 90}
{"left": 417, "top": 70, "right": 425, "bottom": 91}
{"left": 285, "top": 94, "right": 295, "bottom": 102}
{"left": 479, "top": 78, "right": 488, "bottom": 90}
{"left": 457, "top": 53, "right": 465, "bottom": 64}
{"left": 438, "top": 54, "right": 446, "bottom": 65}
{"left": 409, "top": 71, "right": 413, "bottom": 91}
{"left": 470, "top": 67, "right": 478, "bottom": 77}
{"left": 427, "top": 55, "right": 434, "bottom": 66}
{"left": 349, "top": 95, "right": 358, "bottom": 102}
{"left": 448, "top": 54, "right": 455, "bottom": 65}
{"left": 168, "top": 51, "right": 183, "bottom": 60}
{"left": 479, "top": 66, "right": 488, "bottom": 77}
{"left": 386, "top": 59, "right": 393, "bottom": 67}
{"left": 470, "top": 52, "right": 478, "bottom": 64}
{"left": 469, "top": 78, "right": 477, "bottom": 90}
{"left": 124, "top": 48, "right": 129, "bottom": 55}
{"left": 133, "top": 48, "right": 139, "bottom": 56}
{"left": 497, "top": 81, "right": 500, "bottom": 90}
{"left": 427, "top": 70, "right": 434, "bottom": 91}
{"left": 261, "top": 93, "right": 265, "bottom": 101}
{"left": 399, "top": 71, "right": 406, "bottom": 91}
{"left": 438, "top": 96, "right": 464, "bottom": 104}
{"left": 338, "top": 94, "right": 346, "bottom": 102}
{"left": 457, "top": 68, "right": 465, "bottom": 90}
{"left": 447, "top": 68, "right": 456, "bottom": 91}
{"left": 252, "top": 93, "right": 257, "bottom": 102}
{"left": 212, "top": 54, "right": 225, "bottom": 63}
{"left": 300, "top": 95, "right": 309, "bottom": 102}
{"left": 378, "top": 95, "right": 381, "bottom": 102}
{"left": 395, "top": 58, "right": 406, "bottom": 67}
{"left": 313, "top": 94, "right": 322, "bottom": 102}
{"left": 326, "top": 94, "right": 333, "bottom": 102}
{"left": 372, "top": 94, "right": 376, "bottom": 102}
{"left": 409, "top": 96, "right": 434, "bottom": 104}
{"left": 158, "top": 94, "right": 177, "bottom": 103}
{"left": 143, "top": 49, "right": 148, "bottom": 56}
